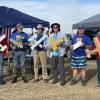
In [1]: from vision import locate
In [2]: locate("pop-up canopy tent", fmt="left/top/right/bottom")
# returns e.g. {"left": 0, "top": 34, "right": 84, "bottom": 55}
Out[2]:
{"left": 0, "top": 6, "right": 50, "bottom": 71}
{"left": 73, "top": 13, "right": 100, "bottom": 29}
{"left": 0, "top": 6, "right": 50, "bottom": 42}
{"left": 0, "top": 6, "right": 49, "bottom": 28}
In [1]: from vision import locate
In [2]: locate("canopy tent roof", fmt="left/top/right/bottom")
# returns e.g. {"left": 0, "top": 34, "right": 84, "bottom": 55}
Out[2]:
{"left": 0, "top": 6, "right": 49, "bottom": 28}
{"left": 73, "top": 13, "right": 100, "bottom": 29}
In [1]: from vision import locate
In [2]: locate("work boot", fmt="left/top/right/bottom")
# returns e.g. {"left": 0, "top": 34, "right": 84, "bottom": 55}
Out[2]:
{"left": 98, "top": 84, "right": 100, "bottom": 87}
{"left": 43, "top": 79, "right": 48, "bottom": 83}
{"left": 0, "top": 76, "right": 6, "bottom": 85}
{"left": 52, "top": 79, "right": 58, "bottom": 84}
{"left": 60, "top": 80, "right": 65, "bottom": 86}
{"left": 11, "top": 77, "right": 18, "bottom": 83}
{"left": 33, "top": 79, "right": 39, "bottom": 83}
{"left": 22, "top": 76, "right": 28, "bottom": 83}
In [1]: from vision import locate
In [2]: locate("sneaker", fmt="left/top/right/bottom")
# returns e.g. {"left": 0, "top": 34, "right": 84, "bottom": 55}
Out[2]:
{"left": 33, "top": 79, "right": 39, "bottom": 83}
{"left": 11, "top": 77, "right": 18, "bottom": 83}
{"left": 43, "top": 79, "right": 48, "bottom": 83}
{"left": 22, "top": 77, "right": 28, "bottom": 83}
{"left": 52, "top": 79, "right": 58, "bottom": 84}
{"left": 81, "top": 79, "right": 87, "bottom": 86}
{"left": 60, "top": 81, "right": 65, "bottom": 86}
{"left": 70, "top": 79, "right": 77, "bottom": 85}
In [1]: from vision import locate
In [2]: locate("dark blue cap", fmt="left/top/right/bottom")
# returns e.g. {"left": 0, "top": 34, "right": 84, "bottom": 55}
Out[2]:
{"left": 78, "top": 25, "right": 85, "bottom": 29}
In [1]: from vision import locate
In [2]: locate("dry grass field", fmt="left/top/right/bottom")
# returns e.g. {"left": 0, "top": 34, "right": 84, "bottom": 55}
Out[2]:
{"left": 0, "top": 59, "right": 100, "bottom": 100}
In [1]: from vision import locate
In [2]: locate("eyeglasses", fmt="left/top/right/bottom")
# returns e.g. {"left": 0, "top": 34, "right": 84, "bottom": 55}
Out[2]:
{"left": 53, "top": 27, "right": 58, "bottom": 28}
{"left": 18, "top": 27, "right": 23, "bottom": 30}
{"left": 37, "top": 28, "right": 43, "bottom": 30}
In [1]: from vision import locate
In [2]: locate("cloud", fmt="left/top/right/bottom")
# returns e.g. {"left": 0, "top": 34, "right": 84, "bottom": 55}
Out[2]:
{"left": 0, "top": 0, "right": 100, "bottom": 33}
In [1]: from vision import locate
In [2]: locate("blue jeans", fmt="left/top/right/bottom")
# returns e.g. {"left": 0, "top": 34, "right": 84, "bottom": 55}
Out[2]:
{"left": 13, "top": 51, "right": 26, "bottom": 77}
{"left": 0, "top": 52, "right": 3, "bottom": 77}
{"left": 97, "top": 58, "right": 100, "bottom": 84}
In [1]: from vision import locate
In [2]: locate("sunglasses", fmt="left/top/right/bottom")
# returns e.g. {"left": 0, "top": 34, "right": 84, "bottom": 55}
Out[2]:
{"left": 53, "top": 27, "right": 58, "bottom": 28}
{"left": 36, "top": 28, "right": 43, "bottom": 30}
{"left": 37, "top": 28, "right": 43, "bottom": 29}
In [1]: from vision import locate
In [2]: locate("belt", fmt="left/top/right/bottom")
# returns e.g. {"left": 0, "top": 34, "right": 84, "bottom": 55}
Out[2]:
{"left": 15, "top": 48, "right": 26, "bottom": 51}
{"left": 34, "top": 48, "right": 45, "bottom": 52}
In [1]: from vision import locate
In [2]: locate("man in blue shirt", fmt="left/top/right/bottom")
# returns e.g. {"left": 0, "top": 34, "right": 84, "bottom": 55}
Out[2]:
{"left": 10, "top": 23, "right": 28, "bottom": 83}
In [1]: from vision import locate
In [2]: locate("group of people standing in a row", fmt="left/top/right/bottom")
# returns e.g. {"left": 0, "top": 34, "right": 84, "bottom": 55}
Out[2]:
{"left": 0, "top": 22, "right": 100, "bottom": 87}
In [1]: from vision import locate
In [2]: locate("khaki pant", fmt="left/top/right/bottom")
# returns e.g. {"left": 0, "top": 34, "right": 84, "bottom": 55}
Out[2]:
{"left": 33, "top": 50, "right": 48, "bottom": 79}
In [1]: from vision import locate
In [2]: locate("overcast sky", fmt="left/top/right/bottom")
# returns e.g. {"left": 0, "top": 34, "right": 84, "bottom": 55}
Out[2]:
{"left": 0, "top": 0, "right": 100, "bottom": 33}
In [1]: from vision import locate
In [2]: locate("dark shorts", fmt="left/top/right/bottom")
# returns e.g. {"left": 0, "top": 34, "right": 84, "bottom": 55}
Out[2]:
{"left": 71, "top": 56, "right": 87, "bottom": 69}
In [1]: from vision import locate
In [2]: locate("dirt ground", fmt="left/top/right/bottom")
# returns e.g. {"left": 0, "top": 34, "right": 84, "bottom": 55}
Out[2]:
{"left": 0, "top": 60, "right": 100, "bottom": 100}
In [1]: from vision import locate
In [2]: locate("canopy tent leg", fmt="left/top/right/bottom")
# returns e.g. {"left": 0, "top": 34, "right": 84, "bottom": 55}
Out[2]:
{"left": 30, "top": 28, "right": 34, "bottom": 76}
{"left": 3, "top": 27, "right": 12, "bottom": 75}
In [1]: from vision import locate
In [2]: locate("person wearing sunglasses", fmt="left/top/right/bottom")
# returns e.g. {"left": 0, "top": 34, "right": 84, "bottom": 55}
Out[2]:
{"left": 10, "top": 23, "right": 29, "bottom": 83}
{"left": 48, "top": 23, "right": 68, "bottom": 86}
{"left": 30, "top": 24, "right": 48, "bottom": 83}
